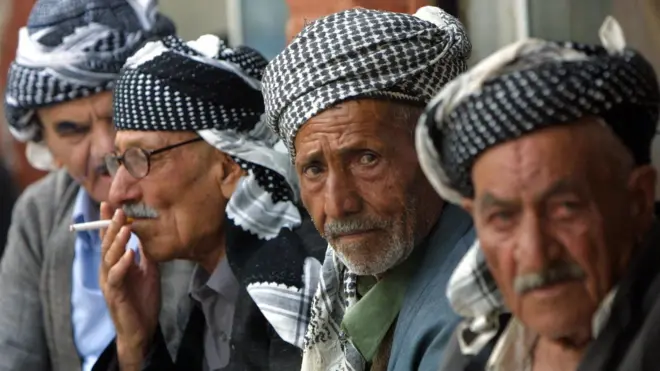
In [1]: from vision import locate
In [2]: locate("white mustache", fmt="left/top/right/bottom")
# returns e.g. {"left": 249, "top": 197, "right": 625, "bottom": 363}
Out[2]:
{"left": 122, "top": 203, "right": 159, "bottom": 219}
{"left": 324, "top": 216, "right": 389, "bottom": 239}
{"left": 513, "top": 263, "right": 585, "bottom": 295}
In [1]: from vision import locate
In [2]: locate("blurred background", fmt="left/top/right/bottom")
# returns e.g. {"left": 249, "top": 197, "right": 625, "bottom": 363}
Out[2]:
{"left": 1, "top": 0, "right": 659, "bottom": 194}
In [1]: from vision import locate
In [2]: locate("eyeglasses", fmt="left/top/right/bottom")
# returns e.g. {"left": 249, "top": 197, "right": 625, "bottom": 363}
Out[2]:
{"left": 105, "top": 137, "right": 204, "bottom": 179}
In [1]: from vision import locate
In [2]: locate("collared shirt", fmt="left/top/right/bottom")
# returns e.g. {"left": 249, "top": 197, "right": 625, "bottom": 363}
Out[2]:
{"left": 340, "top": 249, "right": 421, "bottom": 364}
{"left": 189, "top": 257, "right": 240, "bottom": 371}
{"left": 71, "top": 188, "right": 139, "bottom": 371}
{"left": 486, "top": 287, "right": 619, "bottom": 371}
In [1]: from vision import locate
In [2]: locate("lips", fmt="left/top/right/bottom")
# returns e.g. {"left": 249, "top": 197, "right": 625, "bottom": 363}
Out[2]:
{"left": 335, "top": 229, "right": 378, "bottom": 239}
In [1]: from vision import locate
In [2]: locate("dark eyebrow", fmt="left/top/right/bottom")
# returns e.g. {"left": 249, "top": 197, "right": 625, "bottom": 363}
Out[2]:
{"left": 53, "top": 120, "right": 89, "bottom": 131}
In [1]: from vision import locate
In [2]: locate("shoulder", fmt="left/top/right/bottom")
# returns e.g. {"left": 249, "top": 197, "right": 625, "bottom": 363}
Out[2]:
{"left": 11, "top": 170, "right": 78, "bottom": 237}
{"left": 14, "top": 170, "right": 77, "bottom": 216}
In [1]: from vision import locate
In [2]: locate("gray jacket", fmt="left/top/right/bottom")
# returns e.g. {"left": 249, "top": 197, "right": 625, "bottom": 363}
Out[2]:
{"left": 0, "top": 170, "right": 193, "bottom": 371}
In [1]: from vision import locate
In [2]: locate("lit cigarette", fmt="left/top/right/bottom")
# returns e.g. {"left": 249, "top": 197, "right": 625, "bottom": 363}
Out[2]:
{"left": 69, "top": 218, "right": 134, "bottom": 232}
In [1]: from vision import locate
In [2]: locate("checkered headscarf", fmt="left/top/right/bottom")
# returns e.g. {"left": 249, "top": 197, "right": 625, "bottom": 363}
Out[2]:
{"left": 263, "top": 6, "right": 471, "bottom": 159}
{"left": 115, "top": 35, "right": 321, "bottom": 349}
{"left": 418, "top": 17, "right": 660, "bottom": 355}
{"left": 4, "top": 0, "right": 174, "bottom": 144}
{"left": 416, "top": 16, "right": 660, "bottom": 205}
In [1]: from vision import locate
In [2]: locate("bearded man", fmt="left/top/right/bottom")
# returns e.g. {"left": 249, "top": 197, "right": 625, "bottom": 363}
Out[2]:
{"left": 263, "top": 6, "right": 475, "bottom": 371}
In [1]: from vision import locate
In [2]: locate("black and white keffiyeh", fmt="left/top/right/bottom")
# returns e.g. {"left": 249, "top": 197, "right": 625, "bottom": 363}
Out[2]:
{"left": 417, "top": 17, "right": 660, "bottom": 355}
{"left": 4, "top": 0, "right": 174, "bottom": 162}
{"left": 114, "top": 34, "right": 321, "bottom": 349}
{"left": 416, "top": 16, "right": 660, "bottom": 205}
{"left": 262, "top": 6, "right": 472, "bottom": 160}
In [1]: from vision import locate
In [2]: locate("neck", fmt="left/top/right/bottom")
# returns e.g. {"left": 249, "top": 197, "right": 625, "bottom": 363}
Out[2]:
{"left": 532, "top": 336, "right": 588, "bottom": 371}
{"left": 194, "top": 230, "right": 227, "bottom": 274}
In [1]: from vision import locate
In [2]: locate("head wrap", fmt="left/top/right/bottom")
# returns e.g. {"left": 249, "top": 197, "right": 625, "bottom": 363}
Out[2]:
{"left": 4, "top": 0, "right": 174, "bottom": 170}
{"left": 115, "top": 35, "right": 319, "bottom": 348}
{"left": 416, "top": 16, "right": 660, "bottom": 205}
{"left": 416, "top": 17, "right": 660, "bottom": 355}
{"left": 262, "top": 6, "right": 471, "bottom": 159}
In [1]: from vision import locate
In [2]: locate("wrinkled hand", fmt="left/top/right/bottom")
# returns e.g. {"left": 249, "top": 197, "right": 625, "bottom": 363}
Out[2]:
{"left": 99, "top": 202, "right": 161, "bottom": 368}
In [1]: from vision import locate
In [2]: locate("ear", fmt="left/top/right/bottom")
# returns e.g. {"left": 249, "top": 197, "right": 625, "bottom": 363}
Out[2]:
{"left": 461, "top": 197, "right": 475, "bottom": 217}
{"left": 218, "top": 154, "right": 246, "bottom": 199}
{"left": 627, "top": 164, "right": 656, "bottom": 231}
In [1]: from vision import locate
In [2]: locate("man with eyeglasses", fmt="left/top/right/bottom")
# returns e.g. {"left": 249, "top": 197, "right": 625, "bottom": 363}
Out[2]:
{"left": 92, "top": 35, "right": 325, "bottom": 371}
{"left": 0, "top": 1, "right": 193, "bottom": 370}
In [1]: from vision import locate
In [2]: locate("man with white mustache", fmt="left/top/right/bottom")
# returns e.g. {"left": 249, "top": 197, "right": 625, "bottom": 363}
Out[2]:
{"left": 93, "top": 34, "right": 325, "bottom": 371}
{"left": 0, "top": 1, "right": 192, "bottom": 370}
{"left": 417, "top": 17, "right": 660, "bottom": 371}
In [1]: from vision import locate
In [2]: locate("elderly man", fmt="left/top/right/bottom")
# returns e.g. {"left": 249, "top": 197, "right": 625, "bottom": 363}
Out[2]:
{"left": 262, "top": 6, "right": 474, "bottom": 371}
{"left": 93, "top": 35, "right": 326, "bottom": 371}
{"left": 0, "top": 1, "right": 192, "bottom": 371}
{"left": 416, "top": 17, "right": 660, "bottom": 371}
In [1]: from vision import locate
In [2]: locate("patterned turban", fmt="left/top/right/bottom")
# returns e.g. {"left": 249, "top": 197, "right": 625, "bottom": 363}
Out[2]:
{"left": 262, "top": 6, "right": 471, "bottom": 159}
{"left": 417, "top": 17, "right": 660, "bottom": 356}
{"left": 115, "top": 34, "right": 322, "bottom": 349}
{"left": 4, "top": 0, "right": 174, "bottom": 169}
{"left": 115, "top": 34, "right": 300, "bottom": 237}
{"left": 416, "top": 17, "right": 660, "bottom": 205}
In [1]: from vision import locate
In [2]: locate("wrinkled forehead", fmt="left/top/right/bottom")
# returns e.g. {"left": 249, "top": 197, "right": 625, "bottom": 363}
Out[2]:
{"left": 37, "top": 91, "right": 113, "bottom": 123}
{"left": 470, "top": 120, "right": 615, "bottom": 200}
{"left": 114, "top": 130, "right": 198, "bottom": 151}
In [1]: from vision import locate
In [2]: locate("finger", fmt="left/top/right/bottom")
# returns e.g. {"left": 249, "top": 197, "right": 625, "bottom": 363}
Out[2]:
{"left": 101, "top": 208, "right": 127, "bottom": 260}
{"left": 105, "top": 225, "right": 132, "bottom": 270}
{"left": 99, "top": 202, "right": 113, "bottom": 241}
{"left": 101, "top": 224, "right": 131, "bottom": 288}
{"left": 106, "top": 249, "right": 135, "bottom": 289}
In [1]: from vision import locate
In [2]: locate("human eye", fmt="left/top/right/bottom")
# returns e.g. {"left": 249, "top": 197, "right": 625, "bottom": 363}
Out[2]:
{"left": 302, "top": 163, "right": 324, "bottom": 179}
{"left": 54, "top": 121, "right": 90, "bottom": 137}
{"left": 486, "top": 209, "right": 518, "bottom": 230}
{"left": 358, "top": 152, "right": 378, "bottom": 166}
{"left": 550, "top": 197, "right": 583, "bottom": 220}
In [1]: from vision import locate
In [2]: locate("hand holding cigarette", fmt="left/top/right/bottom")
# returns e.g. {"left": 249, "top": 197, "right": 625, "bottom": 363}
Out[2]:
{"left": 98, "top": 202, "right": 161, "bottom": 366}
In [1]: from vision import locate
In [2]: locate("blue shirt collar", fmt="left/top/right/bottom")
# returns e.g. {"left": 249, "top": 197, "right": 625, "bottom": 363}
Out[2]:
{"left": 72, "top": 188, "right": 100, "bottom": 224}
{"left": 72, "top": 188, "right": 101, "bottom": 248}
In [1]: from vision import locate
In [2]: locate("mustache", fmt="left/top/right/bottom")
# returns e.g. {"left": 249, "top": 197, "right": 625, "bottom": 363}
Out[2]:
{"left": 323, "top": 215, "right": 390, "bottom": 239}
{"left": 513, "top": 262, "right": 586, "bottom": 295}
{"left": 122, "top": 203, "right": 159, "bottom": 219}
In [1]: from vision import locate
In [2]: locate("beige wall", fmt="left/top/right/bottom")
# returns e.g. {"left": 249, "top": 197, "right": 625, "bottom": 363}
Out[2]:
{"left": 460, "top": 0, "right": 528, "bottom": 65}
{"left": 159, "top": 0, "right": 228, "bottom": 41}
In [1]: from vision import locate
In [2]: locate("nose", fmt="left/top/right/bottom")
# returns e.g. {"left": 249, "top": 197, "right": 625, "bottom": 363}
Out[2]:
{"left": 514, "top": 212, "right": 562, "bottom": 274}
{"left": 90, "top": 118, "right": 116, "bottom": 159}
{"left": 108, "top": 166, "right": 142, "bottom": 207}
{"left": 323, "top": 167, "right": 362, "bottom": 220}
